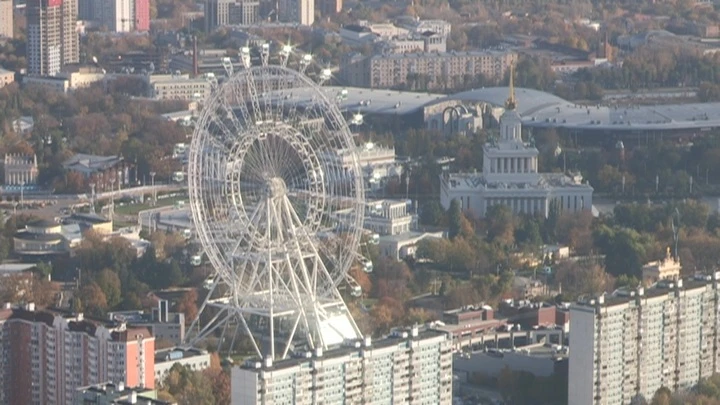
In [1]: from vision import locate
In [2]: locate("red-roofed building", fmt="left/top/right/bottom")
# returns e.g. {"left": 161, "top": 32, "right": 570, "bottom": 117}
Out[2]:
{"left": 0, "top": 304, "right": 155, "bottom": 405}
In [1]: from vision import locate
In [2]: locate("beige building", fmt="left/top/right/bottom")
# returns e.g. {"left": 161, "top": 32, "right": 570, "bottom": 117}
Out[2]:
{"left": 3, "top": 154, "right": 39, "bottom": 185}
{"left": 642, "top": 247, "right": 681, "bottom": 285}
{"left": 27, "top": 0, "right": 78, "bottom": 76}
{"left": 146, "top": 74, "right": 212, "bottom": 101}
{"left": 231, "top": 328, "right": 453, "bottom": 405}
{"left": 0, "top": 0, "right": 12, "bottom": 38}
{"left": 569, "top": 275, "right": 720, "bottom": 405}
{"left": 0, "top": 67, "right": 13, "bottom": 87}
{"left": 340, "top": 50, "right": 517, "bottom": 89}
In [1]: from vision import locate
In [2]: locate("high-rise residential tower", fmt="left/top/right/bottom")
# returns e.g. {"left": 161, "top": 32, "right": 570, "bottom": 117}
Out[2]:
{"left": 278, "top": 0, "right": 313, "bottom": 26}
{"left": 0, "top": 0, "right": 13, "bottom": 38}
{"left": 569, "top": 275, "right": 720, "bottom": 404}
{"left": 27, "top": 0, "right": 78, "bottom": 76}
{"left": 0, "top": 304, "right": 155, "bottom": 405}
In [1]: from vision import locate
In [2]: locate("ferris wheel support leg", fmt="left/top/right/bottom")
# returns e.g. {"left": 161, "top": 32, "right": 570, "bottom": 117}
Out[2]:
{"left": 238, "top": 312, "right": 262, "bottom": 358}
{"left": 185, "top": 279, "right": 220, "bottom": 344}
{"left": 282, "top": 313, "right": 302, "bottom": 359}
{"left": 228, "top": 321, "right": 241, "bottom": 357}
{"left": 186, "top": 307, "right": 231, "bottom": 348}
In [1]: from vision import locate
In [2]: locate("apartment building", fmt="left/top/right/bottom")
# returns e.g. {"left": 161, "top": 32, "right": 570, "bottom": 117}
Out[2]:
{"left": 340, "top": 50, "right": 517, "bottom": 89}
{"left": 205, "top": 0, "right": 259, "bottom": 30}
{"left": 569, "top": 275, "right": 720, "bottom": 405}
{"left": 0, "top": 304, "right": 155, "bottom": 405}
{"left": 319, "top": 0, "right": 341, "bottom": 15}
{"left": 145, "top": 74, "right": 212, "bottom": 101}
{"left": 0, "top": 0, "right": 12, "bottom": 38}
{"left": 278, "top": 0, "right": 313, "bottom": 26}
{"left": 230, "top": 328, "right": 453, "bottom": 405}
{"left": 27, "top": 0, "right": 79, "bottom": 76}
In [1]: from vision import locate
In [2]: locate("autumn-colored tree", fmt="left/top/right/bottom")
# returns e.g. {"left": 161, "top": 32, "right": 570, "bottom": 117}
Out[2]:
{"left": 370, "top": 296, "right": 405, "bottom": 334}
{"left": 554, "top": 261, "right": 612, "bottom": 301}
{"left": 372, "top": 259, "right": 413, "bottom": 299}
{"left": 78, "top": 282, "right": 108, "bottom": 317}
{"left": 349, "top": 266, "right": 372, "bottom": 295}
{"left": 175, "top": 289, "right": 198, "bottom": 325}
{"left": 202, "top": 353, "right": 230, "bottom": 405}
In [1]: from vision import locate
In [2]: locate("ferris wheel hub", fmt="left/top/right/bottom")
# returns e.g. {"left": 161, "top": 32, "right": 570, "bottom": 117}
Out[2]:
{"left": 264, "top": 177, "right": 287, "bottom": 198}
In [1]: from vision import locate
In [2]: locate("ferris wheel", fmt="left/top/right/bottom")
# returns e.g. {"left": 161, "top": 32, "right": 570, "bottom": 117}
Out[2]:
{"left": 186, "top": 47, "right": 366, "bottom": 359}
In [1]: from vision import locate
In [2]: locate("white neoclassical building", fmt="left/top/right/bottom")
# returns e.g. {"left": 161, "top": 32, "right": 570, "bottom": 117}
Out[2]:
{"left": 440, "top": 82, "right": 593, "bottom": 218}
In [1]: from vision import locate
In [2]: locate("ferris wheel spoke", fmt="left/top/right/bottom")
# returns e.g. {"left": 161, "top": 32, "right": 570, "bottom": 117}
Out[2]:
{"left": 188, "top": 65, "right": 365, "bottom": 356}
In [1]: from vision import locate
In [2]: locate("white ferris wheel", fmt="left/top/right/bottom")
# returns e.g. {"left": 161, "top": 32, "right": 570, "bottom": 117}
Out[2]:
{"left": 185, "top": 45, "right": 366, "bottom": 360}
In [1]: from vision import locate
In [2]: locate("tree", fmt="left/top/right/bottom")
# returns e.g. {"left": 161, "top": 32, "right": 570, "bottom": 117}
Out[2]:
{"left": 554, "top": 261, "right": 611, "bottom": 300}
{"left": 161, "top": 364, "right": 217, "bottom": 405}
{"left": 175, "top": 289, "right": 198, "bottom": 325}
{"left": 78, "top": 282, "right": 108, "bottom": 317}
{"left": 650, "top": 387, "right": 673, "bottom": 405}
{"left": 448, "top": 199, "right": 463, "bottom": 239}
{"left": 485, "top": 205, "right": 515, "bottom": 247}
{"left": 95, "top": 268, "right": 122, "bottom": 308}
{"left": 594, "top": 225, "right": 652, "bottom": 277}
{"left": 419, "top": 200, "right": 444, "bottom": 226}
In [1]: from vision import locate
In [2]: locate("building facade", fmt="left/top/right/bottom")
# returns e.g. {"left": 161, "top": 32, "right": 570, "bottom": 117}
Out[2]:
{"left": 440, "top": 86, "right": 593, "bottom": 218}
{"left": 319, "top": 0, "right": 341, "bottom": 15}
{"left": 340, "top": 50, "right": 516, "bottom": 89}
{"left": 4, "top": 154, "right": 39, "bottom": 185}
{"left": 278, "top": 0, "right": 313, "bottom": 26}
{"left": 0, "top": 0, "right": 12, "bottom": 38}
{"left": 231, "top": 328, "right": 453, "bottom": 405}
{"left": 0, "top": 68, "right": 14, "bottom": 88}
{"left": 27, "top": 0, "right": 79, "bottom": 76}
{"left": 205, "top": 0, "right": 259, "bottom": 31}
{"left": 145, "top": 74, "right": 212, "bottom": 101}
{"left": 0, "top": 305, "right": 155, "bottom": 405}
{"left": 100, "top": 0, "right": 132, "bottom": 32}
{"left": 569, "top": 275, "right": 720, "bottom": 405}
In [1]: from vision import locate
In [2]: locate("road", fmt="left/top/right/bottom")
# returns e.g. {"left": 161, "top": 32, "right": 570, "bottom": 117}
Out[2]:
{"left": 10, "top": 184, "right": 188, "bottom": 220}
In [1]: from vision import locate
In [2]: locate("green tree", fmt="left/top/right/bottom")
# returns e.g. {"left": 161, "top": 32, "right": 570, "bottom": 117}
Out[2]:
{"left": 448, "top": 199, "right": 463, "bottom": 240}
{"left": 95, "top": 268, "right": 122, "bottom": 308}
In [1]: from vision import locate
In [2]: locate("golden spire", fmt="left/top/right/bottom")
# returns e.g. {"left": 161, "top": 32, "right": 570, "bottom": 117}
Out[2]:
{"left": 506, "top": 62, "right": 516, "bottom": 110}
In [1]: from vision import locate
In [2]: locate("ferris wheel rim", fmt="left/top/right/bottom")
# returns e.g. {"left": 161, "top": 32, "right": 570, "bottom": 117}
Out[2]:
{"left": 187, "top": 64, "right": 365, "bottom": 293}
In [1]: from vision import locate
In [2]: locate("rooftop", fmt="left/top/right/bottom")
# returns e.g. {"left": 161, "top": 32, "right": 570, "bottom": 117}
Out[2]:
{"left": 575, "top": 274, "right": 718, "bottom": 309}
{"left": 240, "top": 328, "right": 447, "bottom": 372}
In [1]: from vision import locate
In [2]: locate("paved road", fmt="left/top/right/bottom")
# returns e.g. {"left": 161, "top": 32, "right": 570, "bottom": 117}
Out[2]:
{"left": 10, "top": 184, "right": 187, "bottom": 220}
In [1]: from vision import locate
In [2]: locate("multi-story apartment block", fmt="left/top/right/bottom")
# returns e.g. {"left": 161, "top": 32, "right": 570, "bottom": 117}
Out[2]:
{"left": 319, "top": 0, "right": 341, "bottom": 15}
{"left": 78, "top": 0, "right": 147, "bottom": 31}
{"left": 0, "top": 304, "right": 155, "bottom": 405}
{"left": 145, "top": 74, "right": 212, "bottom": 101}
{"left": 100, "top": 0, "right": 132, "bottom": 32}
{"left": 0, "top": 0, "right": 13, "bottom": 38}
{"left": 205, "top": 0, "right": 259, "bottom": 31}
{"left": 278, "top": 0, "right": 313, "bottom": 26}
{"left": 230, "top": 328, "right": 453, "bottom": 405}
{"left": 27, "top": 0, "right": 79, "bottom": 76}
{"left": 569, "top": 275, "right": 720, "bottom": 405}
{"left": 340, "top": 50, "right": 517, "bottom": 89}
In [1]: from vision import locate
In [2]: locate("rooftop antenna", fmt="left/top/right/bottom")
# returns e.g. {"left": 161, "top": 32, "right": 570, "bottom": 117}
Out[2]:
{"left": 505, "top": 62, "right": 516, "bottom": 111}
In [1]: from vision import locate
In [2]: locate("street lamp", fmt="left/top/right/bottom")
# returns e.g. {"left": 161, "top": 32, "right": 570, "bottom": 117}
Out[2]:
{"left": 150, "top": 172, "right": 156, "bottom": 206}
